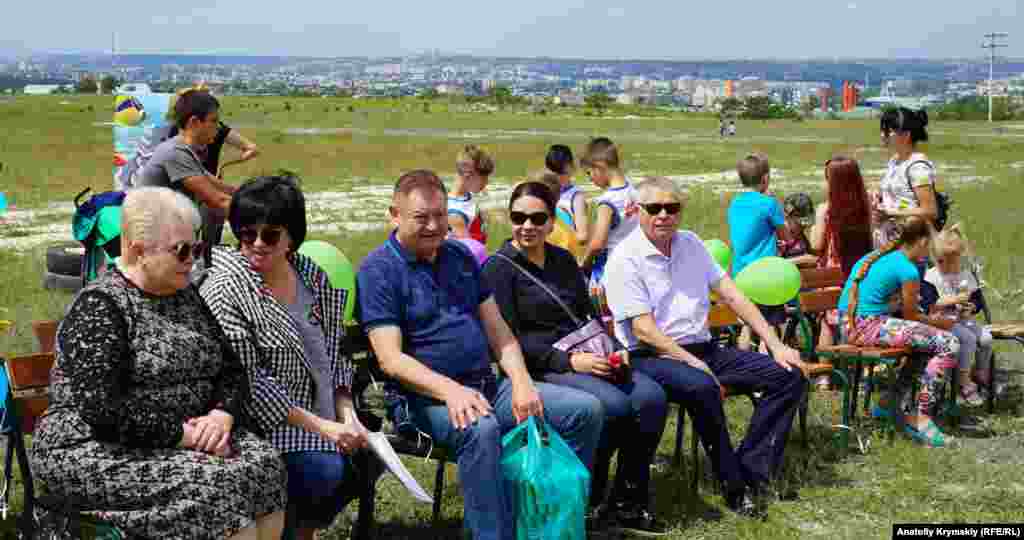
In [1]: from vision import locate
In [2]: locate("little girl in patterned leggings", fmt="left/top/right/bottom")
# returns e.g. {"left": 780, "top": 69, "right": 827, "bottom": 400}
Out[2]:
{"left": 837, "top": 216, "right": 960, "bottom": 448}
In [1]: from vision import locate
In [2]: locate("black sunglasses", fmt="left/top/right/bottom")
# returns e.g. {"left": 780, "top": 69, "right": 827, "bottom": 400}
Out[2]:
{"left": 640, "top": 203, "right": 682, "bottom": 216}
{"left": 166, "top": 240, "right": 206, "bottom": 263}
{"left": 237, "top": 227, "right": 284, "bottom": 246}
{"left": 509, "top": 211, "right": 550, "bottom": 226}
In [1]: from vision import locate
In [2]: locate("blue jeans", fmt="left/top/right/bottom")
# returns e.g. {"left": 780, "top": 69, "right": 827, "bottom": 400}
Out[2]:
{"left": 633, "top": 342, "right": 806, "bottom": 494}
{"left": 541, "top": 371, "right": 667, "bottom": 507}
{"left": 397, "top": 374, "right": 604, "bottom": 540}
{"left": 281, "top": 451, "right": 350, "bottom": 531}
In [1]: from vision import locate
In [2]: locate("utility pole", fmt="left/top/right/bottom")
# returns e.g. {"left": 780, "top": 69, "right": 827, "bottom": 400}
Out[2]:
{"left": 982, "top": 32, "right": 1008, "bottom": 123}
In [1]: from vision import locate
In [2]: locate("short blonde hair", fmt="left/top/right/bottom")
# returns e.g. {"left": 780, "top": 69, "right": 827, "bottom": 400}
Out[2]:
{"left": 636, "top": 176, "right": 687, "bottom": 205}
{"left": 122, "top": 187, "right": 200, "bottom": 255}
{"left": 456, "top": 144, "right": 495, "bottom": 176}
{"left": 580, "top": 137, "right": 621, "bottom": 170}
{"left": 934, "top": 223, "right": 967, "bottom": 257}
{"left": 737, "top": 153, "right": 770, "bottom": 187}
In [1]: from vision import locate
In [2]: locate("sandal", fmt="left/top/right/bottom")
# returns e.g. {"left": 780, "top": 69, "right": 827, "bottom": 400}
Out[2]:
{"left": 903, "top": 419, "right": 949, "bottom": 448}
{"left": 959, "top": 382, "right": 984, "bottom": 407}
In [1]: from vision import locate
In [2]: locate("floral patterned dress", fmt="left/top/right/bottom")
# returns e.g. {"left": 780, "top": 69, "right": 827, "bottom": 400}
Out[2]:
{"left": 29, "top": 269, "right": 286, "bottom": 540}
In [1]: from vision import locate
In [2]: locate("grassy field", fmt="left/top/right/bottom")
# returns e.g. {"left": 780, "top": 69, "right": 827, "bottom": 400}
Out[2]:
{"left": 1, "top": 95, "right": 1024, "bottom": 539}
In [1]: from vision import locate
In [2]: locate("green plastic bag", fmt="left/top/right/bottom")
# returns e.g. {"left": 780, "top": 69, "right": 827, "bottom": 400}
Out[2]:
{"left": 500, "top": 416, "right": 589, "bottom": 540}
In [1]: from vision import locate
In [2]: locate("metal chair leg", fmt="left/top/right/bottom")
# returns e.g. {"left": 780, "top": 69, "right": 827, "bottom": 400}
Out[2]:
{"left": 353, "top": 460, "right": 378, "bottom": 540}
{"left": 673, "top": 405, "right": 685, "bottom": 468}
{"left": 431, "top": 459, "right": 445, "bottom": 526}
{"left": 799, "top": 383, "right": 809, "bottom": 449}
{"left": 689, "top": 420, "right": 700, "bottom": 493}
{"left": 13, "top": 424, "right": 35, "bottom": 538}
{"left": 849, "top": 360, "right": 863, "bottom": 425}
{"left": 988, "top": 352, "right": 997, "bottom": 414}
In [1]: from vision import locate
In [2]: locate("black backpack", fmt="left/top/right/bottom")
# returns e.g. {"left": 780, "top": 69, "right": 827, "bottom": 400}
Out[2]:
{"left": 904, "top": 160, "right": 951, "bottom": 231}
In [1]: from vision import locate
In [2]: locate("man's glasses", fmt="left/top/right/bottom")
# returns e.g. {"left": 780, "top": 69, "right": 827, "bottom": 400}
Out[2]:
{"left": 166, "top": 241, "right": 206, "bottom": 263}
{"left": 509, "top": 211, "right": 550, "bottom": 226}
{"left": 237, "top": 227, "right": 284, "bottom": 246}
{"left": 640, "top": 203, "right": 682, "bottom": 216}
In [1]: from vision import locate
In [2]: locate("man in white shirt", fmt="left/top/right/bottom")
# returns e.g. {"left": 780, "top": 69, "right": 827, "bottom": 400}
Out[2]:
{"left": 604, "top": 177, "right": 806, "bottom": 516}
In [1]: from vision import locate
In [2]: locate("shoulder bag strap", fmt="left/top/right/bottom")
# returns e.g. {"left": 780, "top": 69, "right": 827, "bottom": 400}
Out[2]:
{"left": 904, "top": 159, "right": 936, "bottom": 196}
{"left": 492, "top": 252, "right": 583, "bottom": 327}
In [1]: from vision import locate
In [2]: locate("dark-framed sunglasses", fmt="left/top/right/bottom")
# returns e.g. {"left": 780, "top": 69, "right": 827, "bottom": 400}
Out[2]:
{"left": 509, "top": 211, "right": 550, "bottom": 226}
{"left": 640, "top": 203, "right": 682, "bottom": 216}
{"left": 237, "top": 227, "right": 284, "bottom": 246}
{"left": 166, "top": 240, "right": 206, "bottom": 263}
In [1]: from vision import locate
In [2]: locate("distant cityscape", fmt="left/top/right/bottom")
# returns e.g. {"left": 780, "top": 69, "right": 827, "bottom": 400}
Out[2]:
{"left": 4, "top": 52, "right": 1024, "bottom": 112}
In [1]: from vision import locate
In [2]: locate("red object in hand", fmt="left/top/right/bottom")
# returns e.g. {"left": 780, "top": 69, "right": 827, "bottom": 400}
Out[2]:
{"left": 608, "top": 352, "right": 630, "bottom": 384}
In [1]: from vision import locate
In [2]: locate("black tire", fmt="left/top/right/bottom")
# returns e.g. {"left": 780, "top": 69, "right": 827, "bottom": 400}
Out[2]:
{"left": 42, "top": 271, "right": 83, "bottom": 292}
{"left": 46, "top": 242, "right": 84, "bottom": 277}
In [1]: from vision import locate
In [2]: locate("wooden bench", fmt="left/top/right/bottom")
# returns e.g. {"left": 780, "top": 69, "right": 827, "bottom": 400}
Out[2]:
{"left": 2, "top": 351, "right": 51, "bottom": 535}
{"left": 982, "top": 320, "right": 1024, "bottom": 413}
{"left": 674, "top": 302, "right": 812, "bottom": 493}
{"left": 814, "top": 338, "right": 910, "bottom": 448}
{"left": 0, "top": 323, "right": 448, "bottom": 540}
{"left": 7, "top": 351, "right": 129, "bottom": 540}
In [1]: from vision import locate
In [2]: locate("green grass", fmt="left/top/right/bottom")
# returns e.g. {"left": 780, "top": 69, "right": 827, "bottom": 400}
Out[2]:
{"left": 2, "top": 95, "right": 1024, "bottom": 539}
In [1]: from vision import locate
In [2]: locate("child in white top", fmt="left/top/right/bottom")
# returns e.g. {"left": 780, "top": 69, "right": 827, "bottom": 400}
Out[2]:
{"left": 924, "top": 224, "right": 992, "bottom": 406}
{"left": 579, "top": 137, "right": 638, "bottom": 281}
{"left": 578, "top": 137, "right": 639, "bottom": 333}
{"left": 448, "top": 144, "right": 494, "bottom": 245}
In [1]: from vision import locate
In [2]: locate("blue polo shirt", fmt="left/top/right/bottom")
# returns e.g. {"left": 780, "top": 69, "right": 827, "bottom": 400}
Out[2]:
{"left": 357, "top": 232, "right": 493, "bottom": 380}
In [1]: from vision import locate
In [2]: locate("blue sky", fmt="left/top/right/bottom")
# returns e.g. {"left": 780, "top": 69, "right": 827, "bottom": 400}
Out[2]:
{"left": 3, "top": 0, "right": 1021, "bottom": 59}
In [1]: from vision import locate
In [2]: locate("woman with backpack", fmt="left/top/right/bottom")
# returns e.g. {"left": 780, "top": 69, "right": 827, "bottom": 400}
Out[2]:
{"left": 872, "top": 107, "right": 947, "bottom": 248}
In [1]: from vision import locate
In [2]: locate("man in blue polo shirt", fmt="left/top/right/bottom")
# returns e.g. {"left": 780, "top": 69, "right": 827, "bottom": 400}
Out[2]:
{"left": 357, "top": 170, "right": 603, "bottom": 540}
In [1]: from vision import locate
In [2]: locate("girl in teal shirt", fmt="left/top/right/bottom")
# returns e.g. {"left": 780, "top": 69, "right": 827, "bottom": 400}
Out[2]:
{"left": 838, "top": 216, "right": 959, "bottom": 448}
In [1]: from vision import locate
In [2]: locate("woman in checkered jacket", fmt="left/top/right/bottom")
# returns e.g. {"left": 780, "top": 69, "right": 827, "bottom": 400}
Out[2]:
{"left": 200, "top": 175, "right": 371, "bottom": 540}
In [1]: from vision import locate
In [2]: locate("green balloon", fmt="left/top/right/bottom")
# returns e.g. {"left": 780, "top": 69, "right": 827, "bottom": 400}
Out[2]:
{"left": 704, "top": 239, "right": 732, "bottom": 270}
{"left": 297, "top": 240, "right": 357, "bottom": 323}
{"left": 734, "top": 256, "right": 802, "bottom": 306}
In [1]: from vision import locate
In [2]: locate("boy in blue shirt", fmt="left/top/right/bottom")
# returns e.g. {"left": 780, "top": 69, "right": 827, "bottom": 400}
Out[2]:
{"left": 724, "top": 153, "right": 787, "bottom": 350}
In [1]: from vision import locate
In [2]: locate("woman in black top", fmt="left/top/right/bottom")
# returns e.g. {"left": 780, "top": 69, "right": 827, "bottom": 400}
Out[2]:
{"left": 482, "top": 181, "right": 669, "bottom": 535}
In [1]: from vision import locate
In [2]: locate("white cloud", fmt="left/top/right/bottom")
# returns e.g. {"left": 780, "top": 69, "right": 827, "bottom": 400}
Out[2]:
{"left": 607, "top": 7, "right": 626, "bottom": 17}
{"left": 847, "top": 3, "right": 857, "bottom": 9}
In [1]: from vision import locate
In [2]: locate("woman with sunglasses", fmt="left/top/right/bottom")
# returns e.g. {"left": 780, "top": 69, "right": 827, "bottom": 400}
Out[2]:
{"left": 873, "top": 107, "right": 939, "bottom": 248}
{"left": 30, "top": 187, "right": 286, "bottom": 540}
{"left": 481, "top": 181, "right": 669, "bottom": 536}
{"left": 200, "top": 176, "right": 374, "bottom": 540}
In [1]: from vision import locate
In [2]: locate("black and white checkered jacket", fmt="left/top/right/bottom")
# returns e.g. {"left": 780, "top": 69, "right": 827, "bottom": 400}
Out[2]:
{"left": 199, "top": 246, "right": 353, "bottom": 454}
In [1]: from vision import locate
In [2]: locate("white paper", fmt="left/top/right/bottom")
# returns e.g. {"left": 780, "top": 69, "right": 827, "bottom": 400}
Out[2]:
{"left": 367, "top": 432, "right": 434, "bottom": 504}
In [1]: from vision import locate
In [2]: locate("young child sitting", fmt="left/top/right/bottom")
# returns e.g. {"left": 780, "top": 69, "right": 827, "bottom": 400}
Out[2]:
{"left": 533, "top": 171, "right": 584, "bottom": 261}
{"left": 924, "top": 224, "right": 992, "bottom": 406}
{"left": 724, "top": 153, "right": 787, "bottom": 350}
{"left": 546, "top": 144, "right": 589, "bottom": 252}
{"left": 778, "top": 192, "right": 819, "bottom": 268}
